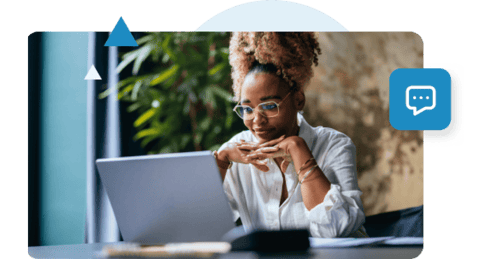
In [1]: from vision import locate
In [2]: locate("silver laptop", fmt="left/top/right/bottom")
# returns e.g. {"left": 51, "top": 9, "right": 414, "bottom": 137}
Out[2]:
{"left": 95, "top": 151, "right": 236, "bottom": 244}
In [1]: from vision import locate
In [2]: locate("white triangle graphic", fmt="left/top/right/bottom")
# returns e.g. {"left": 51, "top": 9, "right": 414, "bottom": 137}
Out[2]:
{"left": 85, "top": 65, "right": 102, "bottom": 80}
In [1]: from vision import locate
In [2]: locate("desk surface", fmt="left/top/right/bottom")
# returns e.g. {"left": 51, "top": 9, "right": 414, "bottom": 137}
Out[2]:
{"left": 28, "top": 242, "right": 423, "bottom": 259}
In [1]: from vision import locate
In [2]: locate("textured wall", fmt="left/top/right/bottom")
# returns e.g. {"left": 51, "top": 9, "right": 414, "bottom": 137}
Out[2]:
{"left": 303, "top": 32, "right": 423, "bottom": 216}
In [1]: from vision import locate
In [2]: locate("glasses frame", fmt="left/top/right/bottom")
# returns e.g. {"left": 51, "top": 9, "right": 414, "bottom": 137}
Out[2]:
{"left": 233, "top": 91, "right": 293, "bottom": 120}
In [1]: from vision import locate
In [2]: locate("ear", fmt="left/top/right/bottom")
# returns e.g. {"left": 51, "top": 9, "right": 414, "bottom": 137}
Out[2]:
{"left": 294, "top": 91, "right": 306, "bottom": 111}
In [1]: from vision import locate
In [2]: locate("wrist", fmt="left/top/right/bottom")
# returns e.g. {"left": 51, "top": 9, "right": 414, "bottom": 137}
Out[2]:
{"left": 286, "top": 136, "right": 306, "bottom": 156}
{"left": 299, "top": 164, "right": 318, "bottom": 184}
{"left": 214, "top": 150, "right": 232, "bottom": 170}
{"left": 217, "top": 149, "right": 228, "bottom": 161}
{"left": 297, "top": 160, "right": 317, "bottom": 180}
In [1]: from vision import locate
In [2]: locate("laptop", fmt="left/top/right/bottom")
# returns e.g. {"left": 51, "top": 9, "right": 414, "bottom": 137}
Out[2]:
{"left": 95, "top": 151, "right": 236, "bottom": 244}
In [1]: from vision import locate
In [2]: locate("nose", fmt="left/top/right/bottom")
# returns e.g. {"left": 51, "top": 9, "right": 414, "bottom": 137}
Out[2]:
{"left": 252, "top": 109, "right": 267, "bottom": 124}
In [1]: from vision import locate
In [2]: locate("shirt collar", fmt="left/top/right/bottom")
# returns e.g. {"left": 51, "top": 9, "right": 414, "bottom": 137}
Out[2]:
{"left": 297, "top": 112, "right": 316, "bottom": 151}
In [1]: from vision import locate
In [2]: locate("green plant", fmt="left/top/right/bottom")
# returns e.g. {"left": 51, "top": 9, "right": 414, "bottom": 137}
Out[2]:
{"left": 100, "top": 32, "right": 244, "bottom": 154}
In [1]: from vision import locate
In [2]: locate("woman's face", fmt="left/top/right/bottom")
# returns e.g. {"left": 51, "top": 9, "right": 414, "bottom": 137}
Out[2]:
{"left": 239, "top": 72, "right": 304, "bottom": 143}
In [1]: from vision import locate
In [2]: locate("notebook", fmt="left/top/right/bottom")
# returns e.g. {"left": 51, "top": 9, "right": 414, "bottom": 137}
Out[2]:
{"left": 95, "top": 151, "right": 236, "bottom": 245}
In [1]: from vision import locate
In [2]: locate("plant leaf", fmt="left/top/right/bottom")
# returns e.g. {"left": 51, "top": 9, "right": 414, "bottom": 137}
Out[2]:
{"left": 200, "top": 87, "right": 217, "bottom": 109}
{"left": 98, "top": 87, "right": 114, "bottom": 99}
{"left": 225, "top": 105, "right": 233, "bottom": 129}
{"left": 131, "top": 80, "right": 143, "bottom": 101}
{"left": 136, "top": 34, "right": 153, "bottom": 45}
{"left": 180, "top": 134, "right": 191, "bottom": 149}
{"left": 117, "top": 49, "right": 140, "bottom": 74}
{"left": 194, "top": 132, "right": 203, "bottom": 146}
{"left": 162, "top": 35, "right": 177, "bottom": 62}
{"left": 141, "top": 135, "right": 159, "bottom": 147}
{"left": 118, "top": 84, "right": 134, "bottom": 99}
{"left": 199, "top": 117, "right": 212, "bottom": 131}
{"left": 99, "top": 78, "right": 134, "bottom": 99}
{"left": 134, "top": 108, "right": 156, "bottom": 127}
{"left": 211, "top": 86, "right": 234, "bottom": 101}
{"left": 208, "top": 62, "right": 226, "bottom": 76}
{"left": 133, "top": 44, "right": 153, "bottom": 75}
{"left": 150, "top": 64, "right": 180, "bottom": 86}
{"left": 127, "top": 102, "right": 141, "bottom": 112}
{"left": 134, "top": 128, "right": 161, "bottom": 140}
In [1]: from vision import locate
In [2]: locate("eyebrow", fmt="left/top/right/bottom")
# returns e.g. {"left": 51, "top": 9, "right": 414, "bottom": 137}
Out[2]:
{"left": 240, "top": 95, "right": 282, "bottom": 104}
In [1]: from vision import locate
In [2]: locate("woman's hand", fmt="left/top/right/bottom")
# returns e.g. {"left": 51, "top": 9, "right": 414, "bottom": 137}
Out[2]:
{"left": 218, "top": 140, "right": 280, "bottom": 172}
{"left": 241, "top": 135, "right": 300, "bottom": 172}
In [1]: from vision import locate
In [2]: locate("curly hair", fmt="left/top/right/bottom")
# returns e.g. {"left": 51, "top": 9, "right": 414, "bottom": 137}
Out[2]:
{"left": 229, "top": 32, "right": 321, "bottom": 101}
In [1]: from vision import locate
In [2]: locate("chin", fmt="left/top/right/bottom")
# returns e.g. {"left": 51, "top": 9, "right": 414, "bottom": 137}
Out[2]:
{"left": 254, "top": 130, "right": 281, "bottom": 143}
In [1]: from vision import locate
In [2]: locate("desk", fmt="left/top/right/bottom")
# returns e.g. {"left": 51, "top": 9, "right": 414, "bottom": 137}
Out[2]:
{"left": 28, "top": 242, "right": 423, "bottom": 258}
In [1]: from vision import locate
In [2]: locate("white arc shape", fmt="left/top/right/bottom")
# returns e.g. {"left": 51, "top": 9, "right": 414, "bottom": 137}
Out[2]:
{"left": 197, "top": 1, "right": 347, "bottom": 31}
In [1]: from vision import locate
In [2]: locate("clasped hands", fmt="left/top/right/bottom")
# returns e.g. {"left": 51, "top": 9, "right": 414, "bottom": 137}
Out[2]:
{"left": 221, "top": 135, "right": 297, "bottom": 172}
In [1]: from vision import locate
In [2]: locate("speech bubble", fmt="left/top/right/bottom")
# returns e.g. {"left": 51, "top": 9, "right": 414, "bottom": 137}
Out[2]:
{"left": 406, "top": 86, "right": 436, "bottom": 116}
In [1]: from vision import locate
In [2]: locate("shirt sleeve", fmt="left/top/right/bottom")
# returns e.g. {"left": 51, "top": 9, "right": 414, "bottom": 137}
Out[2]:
{"left": 223, "top": 170, "right": 241, "bottom": 223}
{"left": 304, "top": 133, "right": 366, "bottom": 238}
{"left": 220, "top": 132, "right": 246, "bottom": 224}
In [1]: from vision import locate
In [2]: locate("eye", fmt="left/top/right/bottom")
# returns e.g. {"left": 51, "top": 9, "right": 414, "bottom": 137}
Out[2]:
{"left": 261, "top": 103, "right": 278, "bottom": 110}
{"left": 242, "top": 106, "right": 254, "bottom": 114}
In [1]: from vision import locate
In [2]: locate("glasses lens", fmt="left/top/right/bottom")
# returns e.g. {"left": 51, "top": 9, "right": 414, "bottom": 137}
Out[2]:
{"left": 234, "top": 102, "right": 279, "bottom": 120}
{"left": 234, "top": 106, "right": 254, "bottom": 119}
{"left": 259, "top": 102, "right": 279, "bottom": 117}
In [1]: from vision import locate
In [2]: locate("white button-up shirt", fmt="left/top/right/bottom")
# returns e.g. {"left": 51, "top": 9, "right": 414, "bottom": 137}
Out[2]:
{"left": 223, "top": 113, "right": 367, "bottom": 238}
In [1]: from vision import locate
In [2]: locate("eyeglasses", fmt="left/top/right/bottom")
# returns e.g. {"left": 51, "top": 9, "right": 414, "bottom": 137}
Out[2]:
{"left": 233, "top": 91, "right": 292, "bottom": 120}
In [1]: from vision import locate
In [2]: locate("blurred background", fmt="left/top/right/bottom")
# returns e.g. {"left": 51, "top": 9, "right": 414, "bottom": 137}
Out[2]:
{"left": 305, "top": 32, "right": 423, "bottom": 216}
{"left": 28, "top": 32, "right": 422, "bottom": 246}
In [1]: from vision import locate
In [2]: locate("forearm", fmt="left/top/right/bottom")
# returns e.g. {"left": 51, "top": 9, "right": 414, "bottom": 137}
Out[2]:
{"left": 288, "top": 138, "right": 331, "bottom": 211}
{"left": 215, "top": 149, "right": 230, "bottom": 182}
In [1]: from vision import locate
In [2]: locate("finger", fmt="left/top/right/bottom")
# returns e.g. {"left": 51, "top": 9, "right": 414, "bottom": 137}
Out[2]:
{"left": 238, "top": 145, "right": 258, "bottom": 152}
{"left": 245, "top": 155, "right": 267, "bottom": 165}
{"left": 283, "top": 155, "right": 293, "bottom": 162}
{"left": 281, "top": 160, "right": 290, "bottom": 172}
{"left": 246, "top": 153, "right": 273, "bottom": 161}
{"left": 271, "top": 150, "right": 289, "bottom": 158}
{"left": 255, "top": 158, "right": 268, "bottom": 165}
{"left": 237, "top": 143, "right": 258, "bottom": 148}
{"left": 252, "top": 163, "right": 270, "bottom": 172}
{"left": 259, "top": 135, "right": 286, "bottom": 147}
{"left": 255, "top": 146, "right": 279, "bottom": 153}
{"left": 237, "top": 141, "right": 259, "bottom": 148}
{"left": 243, "top": 151, "right": 265, "bottom": 160}
{"left": 258, "top": 138, "right": 281, "bottom": 148}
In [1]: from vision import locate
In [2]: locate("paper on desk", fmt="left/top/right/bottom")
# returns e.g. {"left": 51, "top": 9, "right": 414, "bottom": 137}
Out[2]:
{"left": 381, "top": 237, "right": 423, "bottom": 245}
{"left": 309, "top": 237, "right": 424, "bottom": 248}
{"left": 309, "top": 237, "right": 393, "bottom": 248}
{"left": 103, "top": 242, "right": 231, "bottom": 257}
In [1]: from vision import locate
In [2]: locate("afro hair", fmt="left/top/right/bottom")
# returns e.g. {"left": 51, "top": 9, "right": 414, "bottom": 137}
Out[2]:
{"left": 229, "top": 32, "right": 321, "bottom": 101}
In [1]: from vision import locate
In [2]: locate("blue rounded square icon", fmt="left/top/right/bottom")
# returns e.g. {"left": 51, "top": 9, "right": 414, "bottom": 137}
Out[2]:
{"left": 390, "top": 68, "right": 451, "bottom": 130}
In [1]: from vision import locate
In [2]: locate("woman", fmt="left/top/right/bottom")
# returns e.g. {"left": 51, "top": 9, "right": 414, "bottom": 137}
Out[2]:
{"left": 214, "top": 32, "right": 367, "bottom": 238}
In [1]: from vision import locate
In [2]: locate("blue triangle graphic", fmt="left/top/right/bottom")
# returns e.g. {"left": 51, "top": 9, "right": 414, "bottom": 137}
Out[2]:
{"left": 104, "top": 17, "right": 138, "bottom": 47}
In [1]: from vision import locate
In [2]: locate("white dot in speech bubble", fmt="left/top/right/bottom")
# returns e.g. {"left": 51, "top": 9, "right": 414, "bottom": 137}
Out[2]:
{"left": 405, "top": 86, "right": 436, "bottom": 116}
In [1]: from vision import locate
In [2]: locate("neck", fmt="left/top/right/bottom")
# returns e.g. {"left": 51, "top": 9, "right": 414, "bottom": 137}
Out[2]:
{"left": 286, "top": 124, "right": 300, "bottom": 138}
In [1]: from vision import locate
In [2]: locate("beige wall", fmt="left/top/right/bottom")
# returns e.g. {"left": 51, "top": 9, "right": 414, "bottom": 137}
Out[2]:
{"left": 303, "top": 32, "right": 423, "bottom": 216}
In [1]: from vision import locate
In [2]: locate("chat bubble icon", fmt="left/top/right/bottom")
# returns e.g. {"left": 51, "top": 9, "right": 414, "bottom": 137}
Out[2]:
{"left": 406, "top": 86, "right": 436, "bottom": 116}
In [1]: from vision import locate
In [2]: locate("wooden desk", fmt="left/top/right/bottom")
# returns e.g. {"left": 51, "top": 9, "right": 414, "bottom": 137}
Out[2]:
{"left": 28, "top": 242, "right": 423, "bottom": 258}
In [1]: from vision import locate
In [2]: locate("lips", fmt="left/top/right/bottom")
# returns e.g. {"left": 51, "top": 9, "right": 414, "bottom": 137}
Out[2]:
{"left": 254, "top": 128, "right": 274, "bottom": 136}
